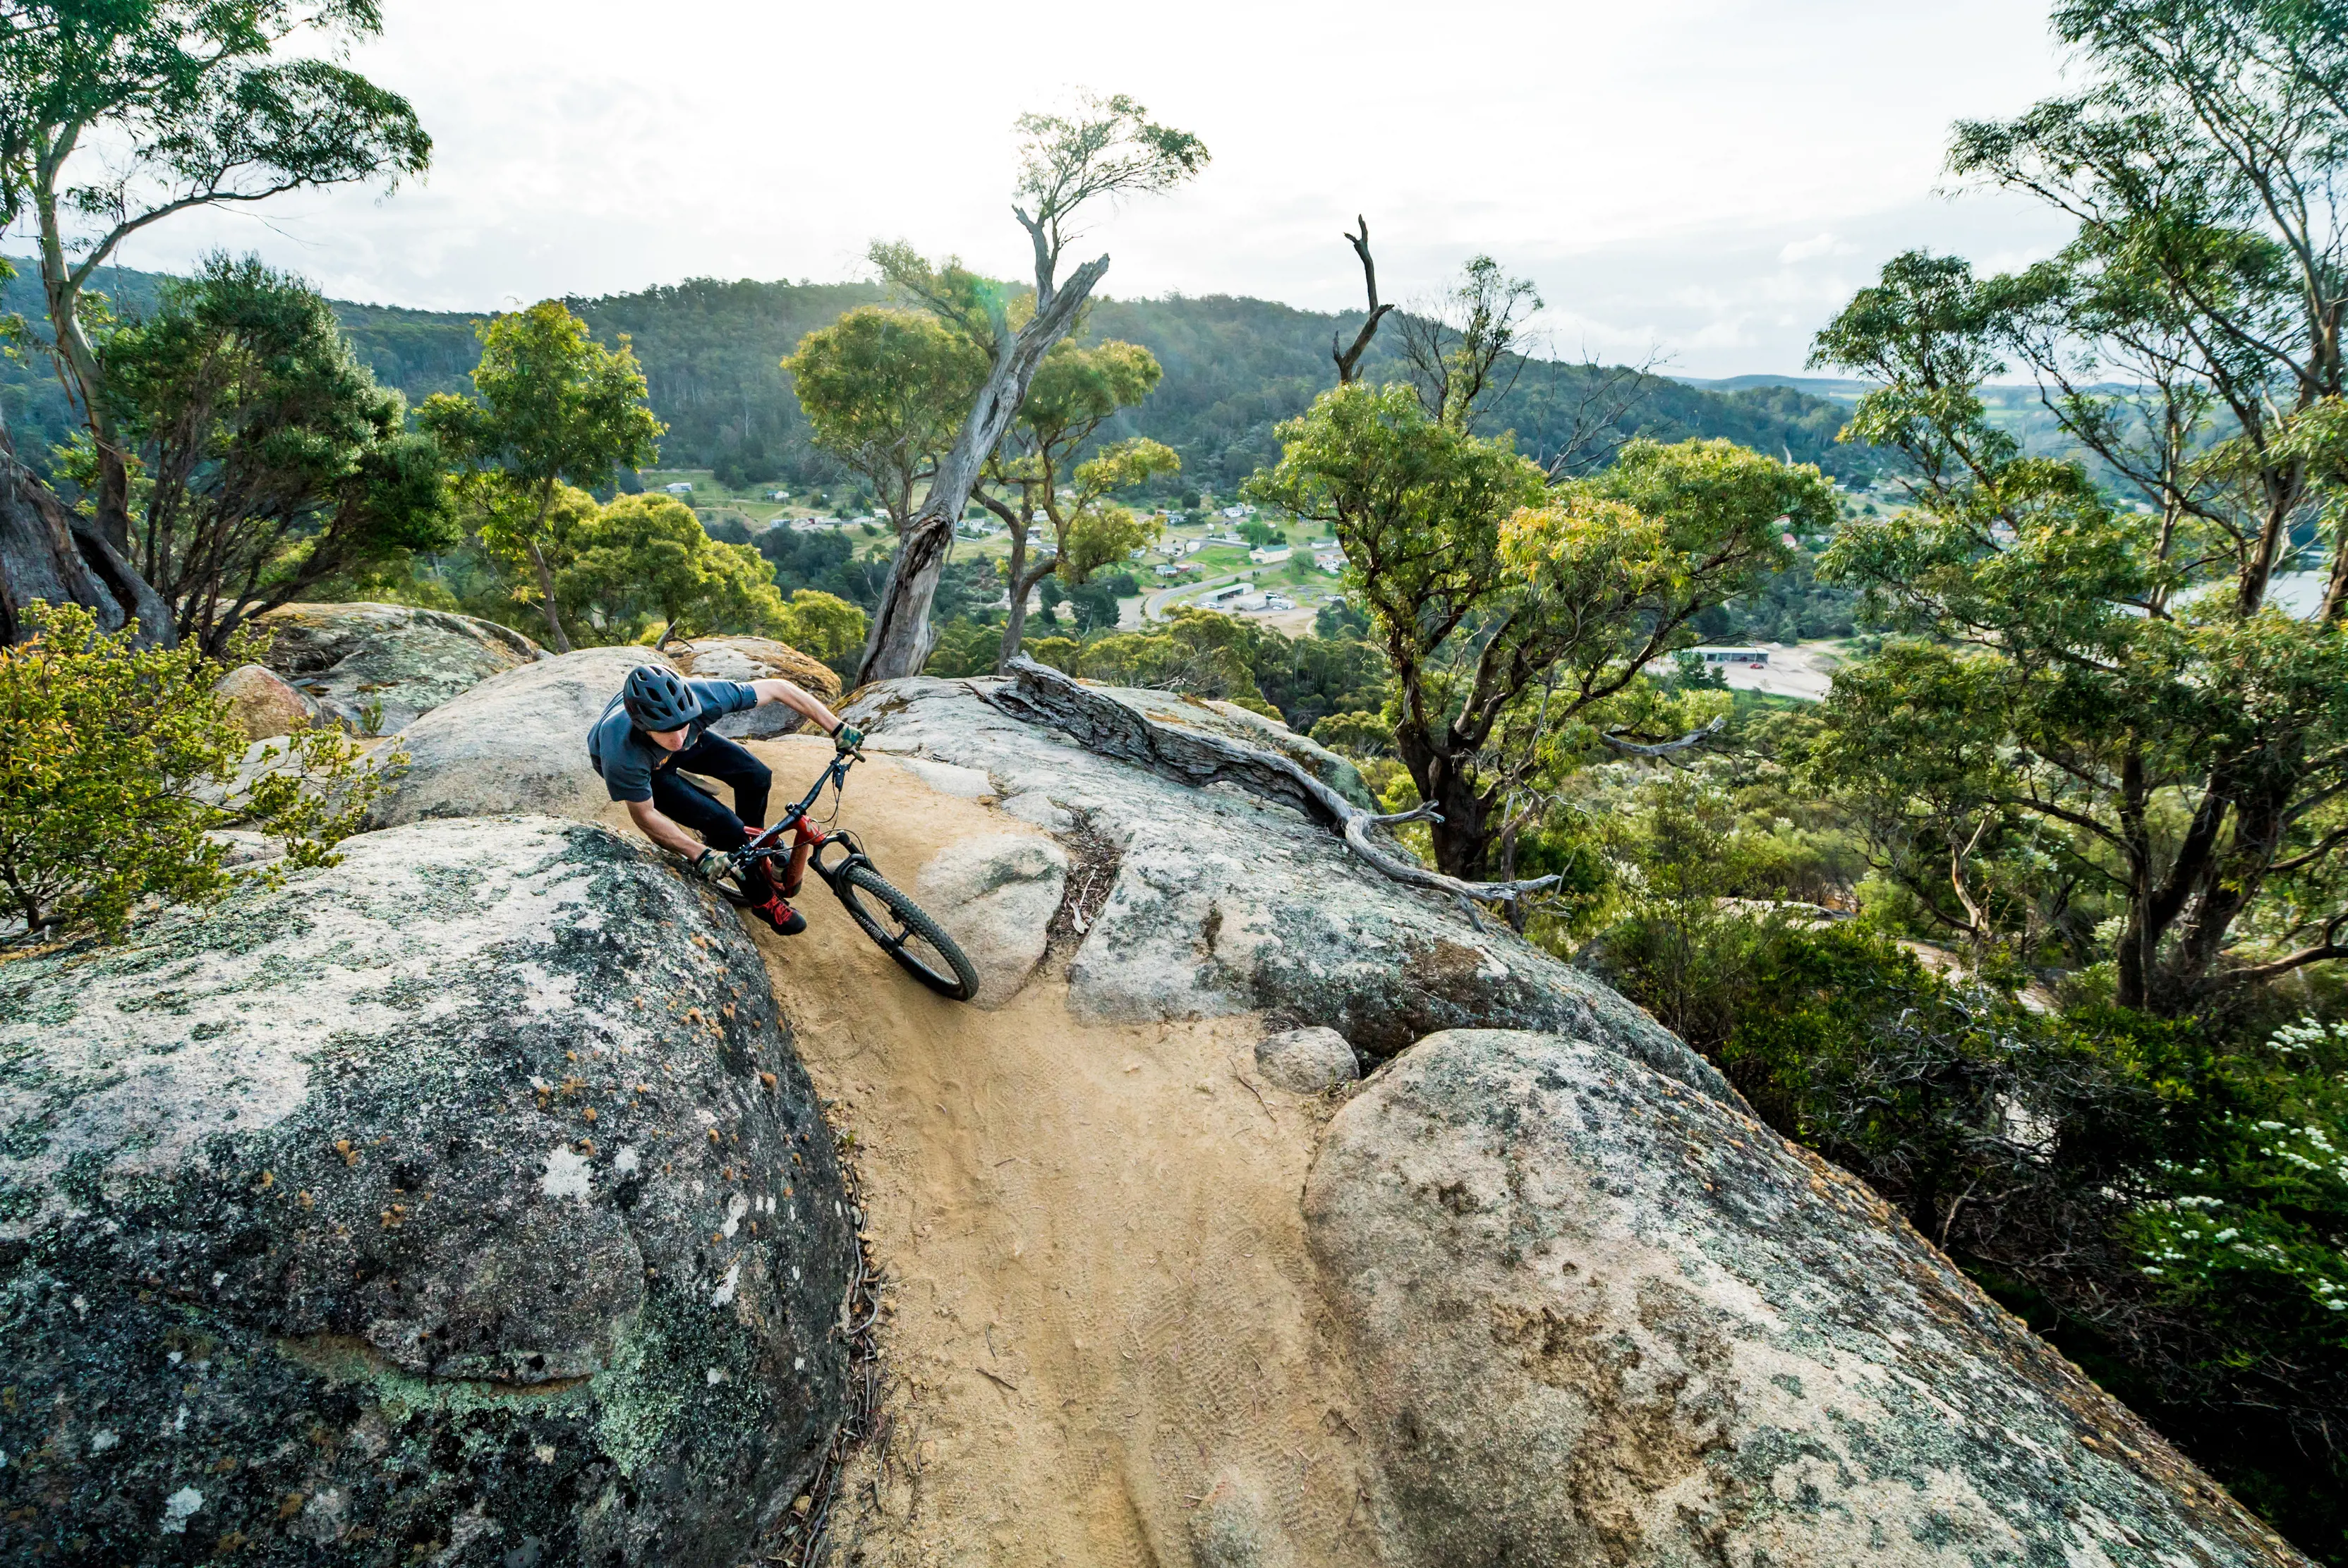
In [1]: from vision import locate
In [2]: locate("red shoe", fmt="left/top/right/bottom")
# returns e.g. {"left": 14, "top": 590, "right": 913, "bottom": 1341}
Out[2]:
{"left": 747, "top": 895, "right": 806, "bottom": 937}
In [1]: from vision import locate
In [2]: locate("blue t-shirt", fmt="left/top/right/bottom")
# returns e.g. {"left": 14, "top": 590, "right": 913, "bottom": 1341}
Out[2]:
{"left": 586, "top": 678, "right": 758, "bottom": 803}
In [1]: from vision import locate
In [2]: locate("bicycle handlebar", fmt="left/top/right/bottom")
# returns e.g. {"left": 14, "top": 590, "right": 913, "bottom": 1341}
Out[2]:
{"left": 734, "top": 747, "right": 861, "bottom": 861}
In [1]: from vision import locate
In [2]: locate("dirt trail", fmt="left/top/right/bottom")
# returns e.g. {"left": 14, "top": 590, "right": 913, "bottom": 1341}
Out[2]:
{"left": 727, "top": 736, "right": 1382, "bottom": 1567}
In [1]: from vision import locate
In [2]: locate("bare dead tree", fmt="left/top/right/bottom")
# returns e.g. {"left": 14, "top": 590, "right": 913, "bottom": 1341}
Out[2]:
{"left": 985, "top": 655, "right": 1561, "bottom": 908}
{"left": 1331, "top": 216, "right": 1393, "bottom": 384}
{"left": 855, "top": 93, "right": 1207, "bottom": 684}
{"left": 1534, "top": 346, "right": 1668, "bottom": 479}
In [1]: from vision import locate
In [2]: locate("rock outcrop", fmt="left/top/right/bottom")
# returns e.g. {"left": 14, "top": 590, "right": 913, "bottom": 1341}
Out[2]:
{"left": 0, "top": 817, "right": 854, "bottom": 1567}
{"left": 668, "top": 636, "right": 841, "bottom": 740}
{"left": 844, "top": 676, "right": 1717, "bottom": 1087}
{"left": 1305, "top": 1029, "right": 2304, "bottom": 1568}
{"left": 256, "top": 602, "right": 543, "bottom": 734}
{"left": 365, "top": 646, "right": 650, "bottom": 828}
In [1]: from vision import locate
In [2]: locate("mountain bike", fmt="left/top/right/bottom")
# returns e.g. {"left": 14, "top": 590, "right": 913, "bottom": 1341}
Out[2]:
{"left": 718, "top": 748, "right": 980, "bottom": 1002}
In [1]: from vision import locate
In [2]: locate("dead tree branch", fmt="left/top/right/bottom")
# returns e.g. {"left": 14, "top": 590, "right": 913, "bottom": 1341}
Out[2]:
{"left": 984, "top": 655, "right": 1561, "bottom": 906}
{"left": 1597, "top": 715, "right": 1728, "bottom": 758}
{"left": 1332, "top": 216, "right": 1393, "bottom": 385}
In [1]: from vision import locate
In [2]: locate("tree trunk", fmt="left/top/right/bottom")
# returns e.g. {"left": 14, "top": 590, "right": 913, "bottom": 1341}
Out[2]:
{"left": 0, "top": 421, "right": 176, "bottom": 648}
{"left": 1427, "top": 762, "right": 1496, "bottom": 883}
{"left": 1396, "top": 719, "right": 1498, "bottom": 882}
{"left": 857, "top": 255, "right": 1112, "bottom": 684}
{"left": 526, "top": 537, "right": 571, "bottom": 653}
{"left": 35, "top": 218, "right": 134, "bottom": 558}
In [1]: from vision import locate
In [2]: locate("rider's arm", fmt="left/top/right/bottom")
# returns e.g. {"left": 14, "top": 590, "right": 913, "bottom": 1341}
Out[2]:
{"left": 749, "top": 678, "right": 847, "bottom": 736}
{"left": 626, "top": 798, "right": 710, "bottom": 859}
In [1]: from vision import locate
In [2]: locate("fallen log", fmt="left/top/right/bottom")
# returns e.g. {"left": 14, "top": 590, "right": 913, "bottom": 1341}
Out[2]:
{"left": 982, "top": 655, "right": 1562, "bottom": 908}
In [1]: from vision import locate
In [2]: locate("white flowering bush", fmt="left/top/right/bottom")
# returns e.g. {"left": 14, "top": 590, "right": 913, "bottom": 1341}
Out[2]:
{"left": 2126, "top": 1016, "right": 2348, "bottom": 1355}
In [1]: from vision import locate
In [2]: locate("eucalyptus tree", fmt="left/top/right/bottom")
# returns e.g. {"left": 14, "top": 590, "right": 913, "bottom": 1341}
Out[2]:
{"left": 0, "top": 1, "right": 430, "bottom": 557}
{"left": 976, "top": 337, "right": 1174, "bottom": 665}
{"left": 783, "top": 307, "right": 987, "bottom": 535}
{"left": 421, "top": 303, "right": 665, "bottom": 654}
{"left": 97, "top": 253, "right": 452, "bottom": 657}
{"left": 854, "top": 92, "right": 1207, "bottom": 681}
{"left": 1249, "top": 393, "right": 1831, "bottom": 881}
{"left": 1807, "top": 0, "right": 2348, "bottom": 1010}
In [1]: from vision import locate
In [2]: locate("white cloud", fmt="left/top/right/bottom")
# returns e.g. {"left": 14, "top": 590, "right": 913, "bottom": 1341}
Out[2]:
{"left": 36, "top": 0, "right": 2074, "bottom": 375}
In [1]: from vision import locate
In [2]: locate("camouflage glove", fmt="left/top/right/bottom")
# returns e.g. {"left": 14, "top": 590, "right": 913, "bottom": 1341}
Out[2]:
{"left": 692, "top": 847, "right": 731, "bottom": 882}
{"left": 833, "top": 722, "right": 864, "bottom": 753}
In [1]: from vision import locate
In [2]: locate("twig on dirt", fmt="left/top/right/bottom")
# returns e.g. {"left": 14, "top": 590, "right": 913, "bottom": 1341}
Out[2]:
{"left": 976, "top": 1365, "right": 1019, "bottom": 1392}
{"left": 1229, "top": 1062, "right": 1274, "bottom": 1122}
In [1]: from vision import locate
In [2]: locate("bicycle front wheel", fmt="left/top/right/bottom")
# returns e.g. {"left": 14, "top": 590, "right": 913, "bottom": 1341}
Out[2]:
{"left": 832, "top": 861, "right": 980, "bottom": 1002}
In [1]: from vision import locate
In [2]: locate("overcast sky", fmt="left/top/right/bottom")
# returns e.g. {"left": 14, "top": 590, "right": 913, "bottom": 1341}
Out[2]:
{"left": 66, "top": 0, "right": 2079, "bottom": 376}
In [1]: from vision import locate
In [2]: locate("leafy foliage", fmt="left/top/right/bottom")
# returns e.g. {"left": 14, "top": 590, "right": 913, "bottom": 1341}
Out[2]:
{"left": 96, "top": 253, "right": 454, "bottom": 656}
{"left": 0, "top": 0, "right": 430, "bottom": 552}
{"left": 1250, "top": 381, "right": 1831, "bottom": 880}
{"left": 0, "top": 602, "right": 380, "bottom": 941}
{"left": 783, "top": 306, "right": 986, "bottom": 531}
{"left": 420, "top": 301, "right": 664, "bottom": 652}
{"left": 552, "top": 492, "right": 787, "bottom": 648}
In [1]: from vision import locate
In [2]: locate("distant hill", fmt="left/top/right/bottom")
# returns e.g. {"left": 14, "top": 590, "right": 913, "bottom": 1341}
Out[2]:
{"left": 1675, "top": 373, "right": 1874, "bottom": 401}
{"left": 0, "top": 262, "right": 1885, "bottom": 492}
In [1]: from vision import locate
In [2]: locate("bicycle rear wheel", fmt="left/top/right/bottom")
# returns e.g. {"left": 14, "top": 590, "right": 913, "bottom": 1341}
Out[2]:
{"left": 832, "top": 861, "right": 980, "bottom": 1001}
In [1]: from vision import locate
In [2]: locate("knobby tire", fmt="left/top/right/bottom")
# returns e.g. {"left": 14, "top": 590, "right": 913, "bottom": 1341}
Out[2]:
{"left": 832, "top": 861, "right": 980, "bottom": 1001}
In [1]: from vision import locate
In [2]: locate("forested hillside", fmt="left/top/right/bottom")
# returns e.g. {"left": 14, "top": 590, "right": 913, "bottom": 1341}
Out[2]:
{"left": 0, "top": 261, "right": 1877, "bottom": 490}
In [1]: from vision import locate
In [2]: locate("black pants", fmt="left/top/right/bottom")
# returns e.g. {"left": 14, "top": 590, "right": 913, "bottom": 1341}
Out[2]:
{"left": 653, "top": 734, "right": 777, "bottom": 896}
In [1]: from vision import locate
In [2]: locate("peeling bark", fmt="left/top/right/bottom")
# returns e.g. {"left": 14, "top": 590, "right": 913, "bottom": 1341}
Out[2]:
{"left": 0, "top": 425, "right": 175, "bottom": 648}
{"left": 983, "top": 655, "right": 1561, "bottom": 907}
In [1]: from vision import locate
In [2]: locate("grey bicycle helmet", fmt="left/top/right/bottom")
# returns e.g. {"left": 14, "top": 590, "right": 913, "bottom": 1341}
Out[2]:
{"left": 622, "top": 664, "right": 698, "bottom": 731}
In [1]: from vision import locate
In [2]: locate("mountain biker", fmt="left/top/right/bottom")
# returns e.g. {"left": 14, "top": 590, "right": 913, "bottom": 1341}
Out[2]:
{"left": 589, "top": 664, "right": 864, "bottom": 936}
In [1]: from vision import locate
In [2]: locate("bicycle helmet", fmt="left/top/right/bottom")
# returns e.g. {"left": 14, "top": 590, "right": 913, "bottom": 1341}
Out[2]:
{"left": 622, "top": 664, "right": 698, "bottom": 731}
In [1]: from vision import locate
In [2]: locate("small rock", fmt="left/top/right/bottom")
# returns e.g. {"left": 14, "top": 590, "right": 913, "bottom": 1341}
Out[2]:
{"left": 1189, "top": 1469, "right": 1298, "bottom": 1568}
{"left": 914, "top": 832, "right": 1068, "bottom": 1008}
{"left": 999, "top": 791, "right": 1072, "bottom": 830}
{"left": 204, "top": 829, "right": 285, "bottom": 868}
{"left": 1254, "top": 1027, "right": 1358, "bottom": 1094}
{"left": 213, "top": 663, "right": 317, "bottom": 741}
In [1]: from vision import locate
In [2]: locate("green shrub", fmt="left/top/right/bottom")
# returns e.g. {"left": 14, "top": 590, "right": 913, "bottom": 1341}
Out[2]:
{"left": 0, "top": 603, "right": 384, "bottom": 943}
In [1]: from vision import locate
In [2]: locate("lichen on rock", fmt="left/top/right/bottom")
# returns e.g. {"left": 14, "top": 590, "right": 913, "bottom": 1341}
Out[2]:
{"left": 1305, "top": 1028, "right": 2306, "bottom": 1568}
{"left": 255, "top": 602, "right": 544, "bottom": 736}
{"left": 0, "top": 816, "right": 854, "bottom": 1567}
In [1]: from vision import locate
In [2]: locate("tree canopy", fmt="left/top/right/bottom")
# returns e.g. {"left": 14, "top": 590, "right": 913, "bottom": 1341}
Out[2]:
{"left": 420, "top": 301, "right": 663, "bottom": 653}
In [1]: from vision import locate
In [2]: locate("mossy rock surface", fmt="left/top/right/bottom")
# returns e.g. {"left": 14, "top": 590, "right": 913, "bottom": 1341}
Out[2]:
{"left": 0, "top": 817, "right": 852, "bottom": 1567}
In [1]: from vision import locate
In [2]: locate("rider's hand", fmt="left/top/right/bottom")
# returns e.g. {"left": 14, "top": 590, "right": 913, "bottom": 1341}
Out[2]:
{"left": 691, "top": 847, "right": 731, "bottom": 882}
{"left": 833, "top": 722, "right": 864, "bottom": 754}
